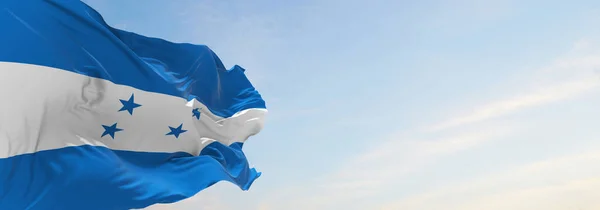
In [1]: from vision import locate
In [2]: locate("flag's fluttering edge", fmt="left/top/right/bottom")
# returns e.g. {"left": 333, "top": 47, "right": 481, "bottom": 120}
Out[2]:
{"left": 0, "top": 0, "right": 267, "bottom": 209}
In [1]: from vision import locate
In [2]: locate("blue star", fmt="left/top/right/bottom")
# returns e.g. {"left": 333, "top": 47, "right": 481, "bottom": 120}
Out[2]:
{"left": 101, "top": 123, "right": 123, "bottom": 139}
{"left": 166, "top": 123, "right": 187, "bottom": 138}
{"left": 192, "top": 108, "right": 201, "bottom": 120}
{"left": 119, "top": 94, "right": 142, "bottom": 115}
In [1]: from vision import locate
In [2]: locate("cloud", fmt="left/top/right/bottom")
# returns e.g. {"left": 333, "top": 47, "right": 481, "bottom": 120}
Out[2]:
{"left": 380, "top": 151, "right": 600, "bottom": 210}
{"left": 426, "top": 45, "right": 600, "bottom": 131}
{"left": 254, "top": 124, "right": 517, "bottom": 210}
{"left": 256, "top": 40, "right": 600, "bottom": 209}
{"left": 427, "top": 77, "right": 599, "bottom": 131}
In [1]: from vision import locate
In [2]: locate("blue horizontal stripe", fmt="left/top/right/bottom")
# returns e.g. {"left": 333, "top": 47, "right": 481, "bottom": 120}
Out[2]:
{"left": 0, "top": 0, "right": 265, "bottom": 118}
{"left": 0, "top": 143, "right": 260, "bottom": 210}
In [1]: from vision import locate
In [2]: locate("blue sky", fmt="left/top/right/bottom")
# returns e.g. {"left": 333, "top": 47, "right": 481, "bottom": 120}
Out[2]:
{"left": 84, "top": 0, "right": 600, "bottom": 209}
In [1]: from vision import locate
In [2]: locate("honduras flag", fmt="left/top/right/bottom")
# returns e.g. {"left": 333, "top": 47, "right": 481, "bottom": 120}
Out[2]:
{"left": 0, "top": 0, "right": 267, "bottom": 209}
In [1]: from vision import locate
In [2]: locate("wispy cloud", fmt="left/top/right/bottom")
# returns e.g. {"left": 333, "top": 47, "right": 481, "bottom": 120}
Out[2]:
{"left": 254, "top": 123, "right": 517, "bottom": 210}
{"left": 427, "top": 44, "right": 600, "bottom": 131}
{"left": 427, "top": 77, "right": 599, "bottom": 131}
{"left": 256, "top": 40, "right": 600, "bottom": 209}
{"left": 380, "top": 151, "right": 600, "bottom": 210}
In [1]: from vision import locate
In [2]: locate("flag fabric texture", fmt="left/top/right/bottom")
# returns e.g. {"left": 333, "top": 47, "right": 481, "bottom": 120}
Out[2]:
{"left": 0, "top": 0, "right": 267, "bottom": 209}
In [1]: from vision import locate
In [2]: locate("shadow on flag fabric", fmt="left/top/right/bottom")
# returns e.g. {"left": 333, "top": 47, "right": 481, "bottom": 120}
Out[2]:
{"left": 0, "top": 0, "right": 267, "bottom": 209}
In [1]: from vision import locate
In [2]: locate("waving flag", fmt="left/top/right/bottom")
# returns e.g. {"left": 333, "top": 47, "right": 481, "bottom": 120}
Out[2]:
{"left": 0, "top": 0, "right": 266, "bottom": 209}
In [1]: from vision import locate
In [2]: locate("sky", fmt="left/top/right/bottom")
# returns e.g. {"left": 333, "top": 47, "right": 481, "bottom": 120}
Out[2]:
{"left": 82, "top": 0, "right": 600, "bottom": 209}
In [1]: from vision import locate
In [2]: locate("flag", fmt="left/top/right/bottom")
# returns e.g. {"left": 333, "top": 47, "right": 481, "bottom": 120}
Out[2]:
{"left": 0, "top": 0, "right": 267, "bottom": 209}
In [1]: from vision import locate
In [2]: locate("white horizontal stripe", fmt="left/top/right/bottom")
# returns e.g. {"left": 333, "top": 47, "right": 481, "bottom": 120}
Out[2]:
{"left": 0, "top": 62, "right": 266, "bottom": 158}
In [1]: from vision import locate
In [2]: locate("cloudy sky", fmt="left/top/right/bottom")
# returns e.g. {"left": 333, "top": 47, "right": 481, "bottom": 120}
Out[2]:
{"left": 84, "top": 0, "right": 600, "bottom": 209}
